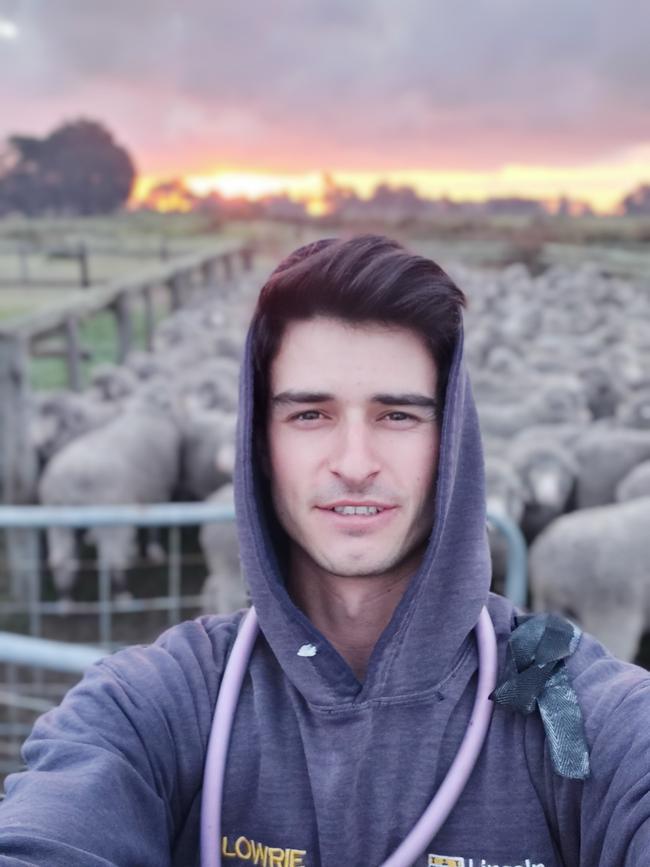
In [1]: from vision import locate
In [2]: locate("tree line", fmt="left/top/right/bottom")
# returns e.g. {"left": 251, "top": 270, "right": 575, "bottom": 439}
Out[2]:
{"left": 1, "top": 117, "right": 650, "bottom": 218}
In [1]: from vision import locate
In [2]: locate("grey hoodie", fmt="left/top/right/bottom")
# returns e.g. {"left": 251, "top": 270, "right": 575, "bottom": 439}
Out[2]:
{"left": 1, "top": 306, "right": 650, "bottom": 867}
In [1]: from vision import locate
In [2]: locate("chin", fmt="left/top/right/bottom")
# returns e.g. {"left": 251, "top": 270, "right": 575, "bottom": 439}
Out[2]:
{"left": 315, "top": 549, "right": 403, "bottom": 579}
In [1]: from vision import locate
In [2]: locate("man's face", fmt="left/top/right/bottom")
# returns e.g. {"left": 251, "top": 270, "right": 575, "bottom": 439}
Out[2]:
{"left": 267, "top": 316, "right": 441, "bottom": 580}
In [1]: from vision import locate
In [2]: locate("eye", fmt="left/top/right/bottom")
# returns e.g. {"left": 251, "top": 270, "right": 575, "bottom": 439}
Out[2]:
{"left": 289, "top": 409, "right": 325, "bottom": 422}
{"left": 382, "top": 411, "right": 419, "bottom": 423}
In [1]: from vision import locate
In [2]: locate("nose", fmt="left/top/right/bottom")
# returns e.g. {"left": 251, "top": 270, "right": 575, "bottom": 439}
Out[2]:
{"left": 327, "top": 419, "right": 381, "bottom": 488}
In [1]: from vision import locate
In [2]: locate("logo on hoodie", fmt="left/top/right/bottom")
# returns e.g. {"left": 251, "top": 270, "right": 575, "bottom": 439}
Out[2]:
{"left": 222, "top": 835, "right": 307, "bottom": 866}
{"left": 428, "top": 857, "right": 545, "bottom": 867}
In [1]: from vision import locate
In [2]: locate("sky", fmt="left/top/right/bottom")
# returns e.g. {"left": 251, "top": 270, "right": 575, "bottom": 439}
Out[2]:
{"left": 2, "top": 0, "right": 650, "bottom": 211}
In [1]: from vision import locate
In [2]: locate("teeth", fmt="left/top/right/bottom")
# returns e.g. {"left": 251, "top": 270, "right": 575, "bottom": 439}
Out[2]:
{"left": 333, "top": 505, "right": 381, "bottom": 515}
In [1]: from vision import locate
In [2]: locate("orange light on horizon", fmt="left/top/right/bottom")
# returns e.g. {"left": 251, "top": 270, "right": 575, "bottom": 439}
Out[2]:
{"left": 187, "top": 170, "right": 324, "bottom": 201}
{"left": 131, "top": 147, "right": 650, "bottom": 215}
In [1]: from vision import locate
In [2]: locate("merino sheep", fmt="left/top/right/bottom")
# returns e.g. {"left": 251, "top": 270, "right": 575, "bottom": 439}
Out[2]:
{"left": 616, "top": 460, "right": 650, "bottom": 502}
{"left": 199, "top": 483, "right": 247, "bottom": 613}
{"left": 509, "top": 438, "right": 577, "bottom": 541}
{"left": 574, "top": 427, "right": 650, "bottom": 508}
{"left": 576, "top": 361, "right": 625, "bottom": 420}
{"left": 88, "top": 363, "right": 138, "bottom": 404}
{"left": 178, "top": 409, "right": 237, "bottom": 500}
{"left": 477, "top": 377, "right": 591, "bottom": 440}
{"left": 530, "top": 497, "right": 650, "bottom": 662}
{"left": 615, "top": 388, "right": 650, "bottom": 431}
{"left": 38, "top": 384, "right": 181, "bottom": 599}
{"left": 175, "top": 356, "right": 240, "bottom": 416}
{"left": 30, "top": 391, "right": 116, "bottom": 464}
{"left": 485, "top": 455, "right": 527, "bottom": 590}
{"left": 125, "top": 350, "right": 174, "bottom": 382}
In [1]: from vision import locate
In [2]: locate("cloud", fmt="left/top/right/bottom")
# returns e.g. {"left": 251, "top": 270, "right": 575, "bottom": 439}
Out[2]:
{"left": 2, "top": 0, "right": 650, "bottom": 173}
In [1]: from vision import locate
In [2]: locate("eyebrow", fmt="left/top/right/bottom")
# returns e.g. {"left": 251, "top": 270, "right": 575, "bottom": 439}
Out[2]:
{"left": 271, "top": 390, "right": 438, "bottom": 411}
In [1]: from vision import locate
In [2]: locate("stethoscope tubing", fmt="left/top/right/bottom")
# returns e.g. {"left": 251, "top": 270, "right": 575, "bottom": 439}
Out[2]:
{"left": 201, "top": 605, "right": 260, "bottom": 866}
{"left": 200, "top": 605, "right": 497, "bottom": 867}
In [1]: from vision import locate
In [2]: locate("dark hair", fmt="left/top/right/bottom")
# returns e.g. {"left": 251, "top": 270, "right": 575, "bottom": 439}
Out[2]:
{"left": 251, "top": 234, "right": 466, "bottom": 414}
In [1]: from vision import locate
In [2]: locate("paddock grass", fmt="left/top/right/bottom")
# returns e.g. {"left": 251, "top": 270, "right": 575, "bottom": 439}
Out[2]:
{"left": 28, "top": 296, "right": 171, "bottom": 391}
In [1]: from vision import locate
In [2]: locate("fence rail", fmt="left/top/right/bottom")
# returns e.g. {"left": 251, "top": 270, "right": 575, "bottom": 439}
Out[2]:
{"left": 0, "top": 501, "right": 527, "bottom": 649}
{"left": 0, "top": 237, "right": 195, "bottom": 287}
{"left": 0, "top": 500, "right": 237, "bottom": 646}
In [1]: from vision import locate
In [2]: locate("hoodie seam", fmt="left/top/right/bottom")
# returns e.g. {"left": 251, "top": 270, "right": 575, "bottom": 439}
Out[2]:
{"left": 305, "top": 638, "right": 474, "bottom": 713}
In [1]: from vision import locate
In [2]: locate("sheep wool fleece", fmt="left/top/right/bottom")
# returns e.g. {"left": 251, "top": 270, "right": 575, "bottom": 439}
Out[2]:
{"left": 2, "top": 322, "right": 650, "bottom": 867}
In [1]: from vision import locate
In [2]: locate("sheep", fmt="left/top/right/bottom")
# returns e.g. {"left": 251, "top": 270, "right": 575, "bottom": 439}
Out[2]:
{"left": 616, "top": 460, "right": 650, "bottom": 502}
{"left": 477, "top": 377, "right": 591, "bottom": 440}
{"left": 30, "top": 391, "right": 116, "bottom": 464}
{"left": 574, "top": 427, "right": 650, "bottom": 508}
{"left": 38, "top": 383, "right": 181, "bottom": 600}
{"left": 88, "top": 363, "right": 138, "bottom": 404}
{"left": 199, "top": 483, "right": 247, "bottom": 614}
{"left": 510, "top": 422, "right": 588, "bottom": 455}
{"left": 509, "top": 437, "right": 578, "bottom": 541}
{"left": 529, "top": 497, "right": 650, "bottom": 662}
{"left": 576, "top": 361, "right": 625, "bottom": 420}
{"left": 607, "top": 344, "right": 646, "bottom": 391}
{"left": 615, "top": 388, "right": 650, "bottom": 431}
{"left": 125, "top": 350, "right": 174, "bottom": 382}
{"left": 485, "top": 455, "right": 527, "bottom": 590}
{"left": 178, "top": 409, "right": 237, "bottom": 501}
{"left": 175, "top": 356, "right": 240, "bottom": 416}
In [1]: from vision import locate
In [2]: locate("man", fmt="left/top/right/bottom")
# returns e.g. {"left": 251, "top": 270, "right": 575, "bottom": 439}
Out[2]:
{"left": 1, "top": 235, "right": 650, "bottom": 866}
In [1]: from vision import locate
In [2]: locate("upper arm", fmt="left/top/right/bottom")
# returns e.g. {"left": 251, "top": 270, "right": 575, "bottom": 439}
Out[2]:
{"left": 541, "top": 650, "right": 650, "bottom": 867}
{"left": 0, "top": 620, "right": 226, "bottom": 866}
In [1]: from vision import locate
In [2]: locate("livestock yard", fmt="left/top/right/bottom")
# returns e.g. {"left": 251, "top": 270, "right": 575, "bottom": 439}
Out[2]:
{"left": 1, "top": 211, "right": 650, "bottom": 781}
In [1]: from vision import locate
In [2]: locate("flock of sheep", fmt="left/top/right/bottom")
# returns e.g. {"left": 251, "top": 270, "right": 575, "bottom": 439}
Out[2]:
{"left": 26, "top": 255, "right": 650, "bottom": 663}
{"left": 459, "top": 260, "right": 650, "bottom": 661}
{"left": 32, "top": 273, "right": 253, "bottom": 612}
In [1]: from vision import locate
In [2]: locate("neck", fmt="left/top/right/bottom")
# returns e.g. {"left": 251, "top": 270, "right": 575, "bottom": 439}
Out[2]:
{"left": 287, "top": 546, "right": 424, "bottom": 681}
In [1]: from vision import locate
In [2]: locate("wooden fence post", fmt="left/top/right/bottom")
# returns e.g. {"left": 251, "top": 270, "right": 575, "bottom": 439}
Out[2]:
{"left": 168, "top": 272, "right": 187, "bottom": 311}
{"left": 222, "top": 252, "right": 234, "bottom": 282}
{"left": 142, "top": 286, "right": 156, "bottom": 352}
{"left": 63, "top": 317, "right": 83, "bottom": 391}
{"left": 0, "top": 333, "right": 40, "bottom": 601}
{"left": 200, "top": 257, "right": 217, "bottom": 286}
{"left": 113, "top": 294, "right": 134, "bottom": 363}
{"left": 78, "top": 243, "right": 90, "bottom": 288}
{"left": 241, "top": 247, "right": 254, "bottom": 271}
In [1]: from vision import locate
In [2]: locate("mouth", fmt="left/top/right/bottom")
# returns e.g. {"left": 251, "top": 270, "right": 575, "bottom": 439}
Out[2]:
{"left": 315, "top": 503, "right": 398, "bottom": 530}
{"left": 319, "top": 501, "right": 395, "bottom": 516}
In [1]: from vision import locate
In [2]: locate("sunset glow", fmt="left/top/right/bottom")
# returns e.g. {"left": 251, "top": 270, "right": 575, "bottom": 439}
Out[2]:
{"left": 132, "top": 146, "right": 650, "bottom": 215}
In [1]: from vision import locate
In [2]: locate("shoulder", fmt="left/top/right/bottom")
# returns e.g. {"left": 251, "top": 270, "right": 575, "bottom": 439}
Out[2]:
{"left": 24, "top": 611, "right": 246, "bottom": 763}
{"left": 93, "top": 610, "right": 245, "bottom": 709}
{"left": 568, "top": 631, "right": 650, "bottom": 755}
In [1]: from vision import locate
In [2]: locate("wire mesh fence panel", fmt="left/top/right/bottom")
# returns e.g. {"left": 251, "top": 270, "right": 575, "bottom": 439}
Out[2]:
{"left": 0, "top": 501, "right": 240, "bottom": 789}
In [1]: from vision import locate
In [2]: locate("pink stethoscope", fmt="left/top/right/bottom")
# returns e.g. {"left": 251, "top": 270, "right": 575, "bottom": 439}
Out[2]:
{"left": 200, "top": 606, "right": 497, "bottom": 867}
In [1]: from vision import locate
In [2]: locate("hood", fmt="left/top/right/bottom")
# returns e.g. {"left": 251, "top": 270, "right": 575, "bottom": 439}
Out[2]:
{"left": 234, "top": 314, "right": 491, "bottom": 706}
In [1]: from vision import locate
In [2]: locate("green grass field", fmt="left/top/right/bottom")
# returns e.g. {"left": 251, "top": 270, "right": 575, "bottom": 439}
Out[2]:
{"left": 28, "top": 305, "right": 169, "bottom": 390}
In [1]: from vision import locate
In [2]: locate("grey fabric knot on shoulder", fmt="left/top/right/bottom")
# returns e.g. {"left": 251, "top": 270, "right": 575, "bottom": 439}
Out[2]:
{"left": 491, "top": 613, "right": 590, "bottom": 780}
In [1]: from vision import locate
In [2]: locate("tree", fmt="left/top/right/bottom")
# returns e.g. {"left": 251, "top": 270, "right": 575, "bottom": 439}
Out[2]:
{"left": 620, "top": 184, "right": 650, "bottom": 216}
{"left": 0, "top": 119, "right": 136, "bottom": 216}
